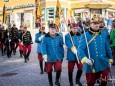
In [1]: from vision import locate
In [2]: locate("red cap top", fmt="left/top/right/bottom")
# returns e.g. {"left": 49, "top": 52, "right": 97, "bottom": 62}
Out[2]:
{"left": 71, "top": 23, "right": 78, "bottom": 28}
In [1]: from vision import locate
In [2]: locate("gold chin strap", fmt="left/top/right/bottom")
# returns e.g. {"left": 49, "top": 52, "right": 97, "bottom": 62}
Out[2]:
{"left": 89, "top": 29, "right": 100, "bottom": 35}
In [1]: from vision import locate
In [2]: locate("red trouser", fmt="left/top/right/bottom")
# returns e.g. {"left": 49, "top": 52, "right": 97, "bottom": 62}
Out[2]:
{"left": 38, "top": 53, "right": 43, "bottom": 61}
{"left": 86, "top": 68, "right": 109, "bottom": 86}
{"left": 23, "top": 45, "right": 31, "bottom": 56}
{"left": 0, "top": 43, "right": 2, "bottom": 48}
{"left": 46, "top": 60, "right": 62, "bottom": 73}
{"left": 18, "top": 43, "right": 23, "bottom": 50}
{"left": 1, "top": 43, "right": 5, "bottom": 49}
{"left": 13, "top": 42, "right": 19, "bottom": 49}
{"left": 68, "top": 61, "right": 82, "bottom": 72}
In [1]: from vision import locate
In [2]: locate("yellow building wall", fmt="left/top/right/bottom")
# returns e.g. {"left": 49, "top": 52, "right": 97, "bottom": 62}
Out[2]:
{"left": 0, "top": 0, "right": 115, "bottom": 9}
{"left": 0, "top": 0, "right": 115, "bottom": 24}
{"left": 45, "top": 1, "right": 69, "bottom": 8}
{"left": 109, "top": 5, "right": 115, "bottom": 9}
{"left": 0, "top": 0, "right": 34, "bottom": 7}
{"left": 0, "top": 0, "right": 35, "bottom": 24}
{"left": 71, "top": 2, "right": 90, "bottom": 9}
{"left": 70, "top": 1, "right": 115, "bottom": 9}
{"left": 109, "top": 0, "right": 115, "bottom": 2}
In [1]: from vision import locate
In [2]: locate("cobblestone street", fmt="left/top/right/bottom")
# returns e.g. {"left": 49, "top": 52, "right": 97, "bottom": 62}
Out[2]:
{"left": 0, "top": 43, "right": 115, "bottom": 86}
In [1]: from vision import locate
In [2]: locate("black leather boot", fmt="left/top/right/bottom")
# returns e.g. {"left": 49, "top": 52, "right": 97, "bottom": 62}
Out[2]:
{"left": 19, "top": 50, "right": 23, "bottom": 57}
{"left": 39, "top": 61, "right": 43, "bottom": 74}
{"left": 48, "top": 73, "right": 53, "bottom": 86}
{"left": 26, "top": 52, "right": 30, "bottom": 61}
{"left": 55, "top": 70, "right": 61, "bottom": 86}
{"left": 76, "top": 70, "right": 82, "bottom": 86}
{"left": 68, "top": 71, "right": 73, "bottom": 86}
{"left": 24, "top": 55, "right": 27, "bottom": 63}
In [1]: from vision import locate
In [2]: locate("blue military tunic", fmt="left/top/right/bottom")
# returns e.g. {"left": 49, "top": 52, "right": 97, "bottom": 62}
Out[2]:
{"left": 100, "top": 27, "right": 111, "bottom": 44}
{"left": 65, "top": 31, "right": 81, "bottom": 61}
{"left": 100, "top": 27, "right": 109, "bottom": 37}
{"left": 35, "top": 32, "right": 46, "bottom": 53}
{"left": 78, "top": 28, "right": 113, "bottom": 73}
{"left": 41, "top": 33, "right": 64, "bottom": 62}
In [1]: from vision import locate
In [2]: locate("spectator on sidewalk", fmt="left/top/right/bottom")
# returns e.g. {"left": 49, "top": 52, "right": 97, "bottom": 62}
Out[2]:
{"left": 110, "top": 20, "right": 115, "bottom": 65}
{"left": 105, "top": 14, "right": 113, "bottom": 34}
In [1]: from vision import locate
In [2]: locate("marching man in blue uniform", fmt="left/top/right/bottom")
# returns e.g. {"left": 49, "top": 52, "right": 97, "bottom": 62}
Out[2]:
{"left": 78, "top": 19, "right": 113, "bottom": 86}
{"left": 65, "top": 23, "right": 83, "bottom": 86}
{"left": 41, "top": 24, "right": 64, "bottom": 86}
{"left": 35, "top": 26, "right": 46, "bottom": 74}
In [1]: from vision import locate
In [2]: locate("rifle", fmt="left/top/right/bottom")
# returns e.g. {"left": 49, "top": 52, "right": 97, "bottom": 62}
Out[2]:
{"left": 62, "top": 15, "right": 80, "bottom": 64}
{"left": 82, "top": 24, "right": 95, "bottom": 73}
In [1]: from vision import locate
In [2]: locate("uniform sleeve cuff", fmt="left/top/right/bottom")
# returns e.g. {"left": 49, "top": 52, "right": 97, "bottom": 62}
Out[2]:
{"left": 43, "top": 55, "right": 47, "bottom": 59}
{"left": 71, "top": 46, "right": 76, "bottom": 52}
{"left": 109, "top": 59, "right": 113, "bottom": 63}
{"left": 81, "top": 57, "right": 88, "bottom": 64}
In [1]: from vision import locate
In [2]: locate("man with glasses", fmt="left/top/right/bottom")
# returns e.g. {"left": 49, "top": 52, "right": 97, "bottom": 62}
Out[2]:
{"left": 78, "top": 19, "right": 113, "bottom": 86}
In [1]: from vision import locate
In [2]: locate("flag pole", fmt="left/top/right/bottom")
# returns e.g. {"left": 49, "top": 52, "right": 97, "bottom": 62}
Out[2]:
{"left": 60, "top": 9, "right": 80, "bottom": 63}
{"left": 37, "top": 0, "right": 42, "bottom": 29}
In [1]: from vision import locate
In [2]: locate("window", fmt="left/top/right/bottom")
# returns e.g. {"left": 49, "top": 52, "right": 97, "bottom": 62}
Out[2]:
{"left": 7, "top": 15, "right": 10, "bottom": 24}
{"left": 91, "top": 9, "right": 102, "bottom": 14}
{"left": 46, "top": 8, "right": 54, "bottom": 21}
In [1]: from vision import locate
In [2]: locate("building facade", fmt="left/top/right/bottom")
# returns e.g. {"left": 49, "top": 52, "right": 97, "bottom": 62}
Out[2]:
{"left": 0, "top": 0, "right": 115, "bottom": 29}
{"left": 0, "top": 0, "right": 35, "bottom": 29}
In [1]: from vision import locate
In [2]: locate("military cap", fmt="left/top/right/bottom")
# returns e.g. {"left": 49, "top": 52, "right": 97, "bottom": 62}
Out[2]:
{"left": 24, "top": 26, "right": 27, "bottom": 29}
{"left": 90, "top": 18, "right": 100, "bottom": 24}
{"left": 49, "top": 23, "right": 56, "bottom": 29}
{"left": 70, "top": 23, "right": 78, "bottom": 29}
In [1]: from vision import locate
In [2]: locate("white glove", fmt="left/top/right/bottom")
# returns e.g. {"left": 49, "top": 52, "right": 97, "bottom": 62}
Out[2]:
{"left": 9, "top": 39, "right": 11, "bottom": 42}
{"left": 73, "top": 49, "right": 76, "bottom": 54}
{"left": 72, "top": 48, "right": 77, "bottom": 55}
{"left": 109, "top": 63, "right": 112, "bottom": 68}
{"left": 85, "top": 59, "right": 93, "bottom": 66}
{"left": 43, "top": 55, "right": 47, "bottom": 62}
{"left": 21, "top": 42, "right": 23, "bottom": 45}
{"left": 7, "top": 32, "right": 9, "bottom": 36}
{"left": 19, "top": 39, "right": 21, "bottom": 42}
{"left": 38, "top": 35, "right": 44, "bottom": 41}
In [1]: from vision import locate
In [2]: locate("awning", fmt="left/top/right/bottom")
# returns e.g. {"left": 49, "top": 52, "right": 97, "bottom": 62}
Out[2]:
{"left": 109, "top": 4, "right": 115, "bottom": 9}
{"left": 85, "top": 3, "right": 112, "bottom": 9}
{"left": 71, "top": 1, "right": 113, "bottom": 9}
